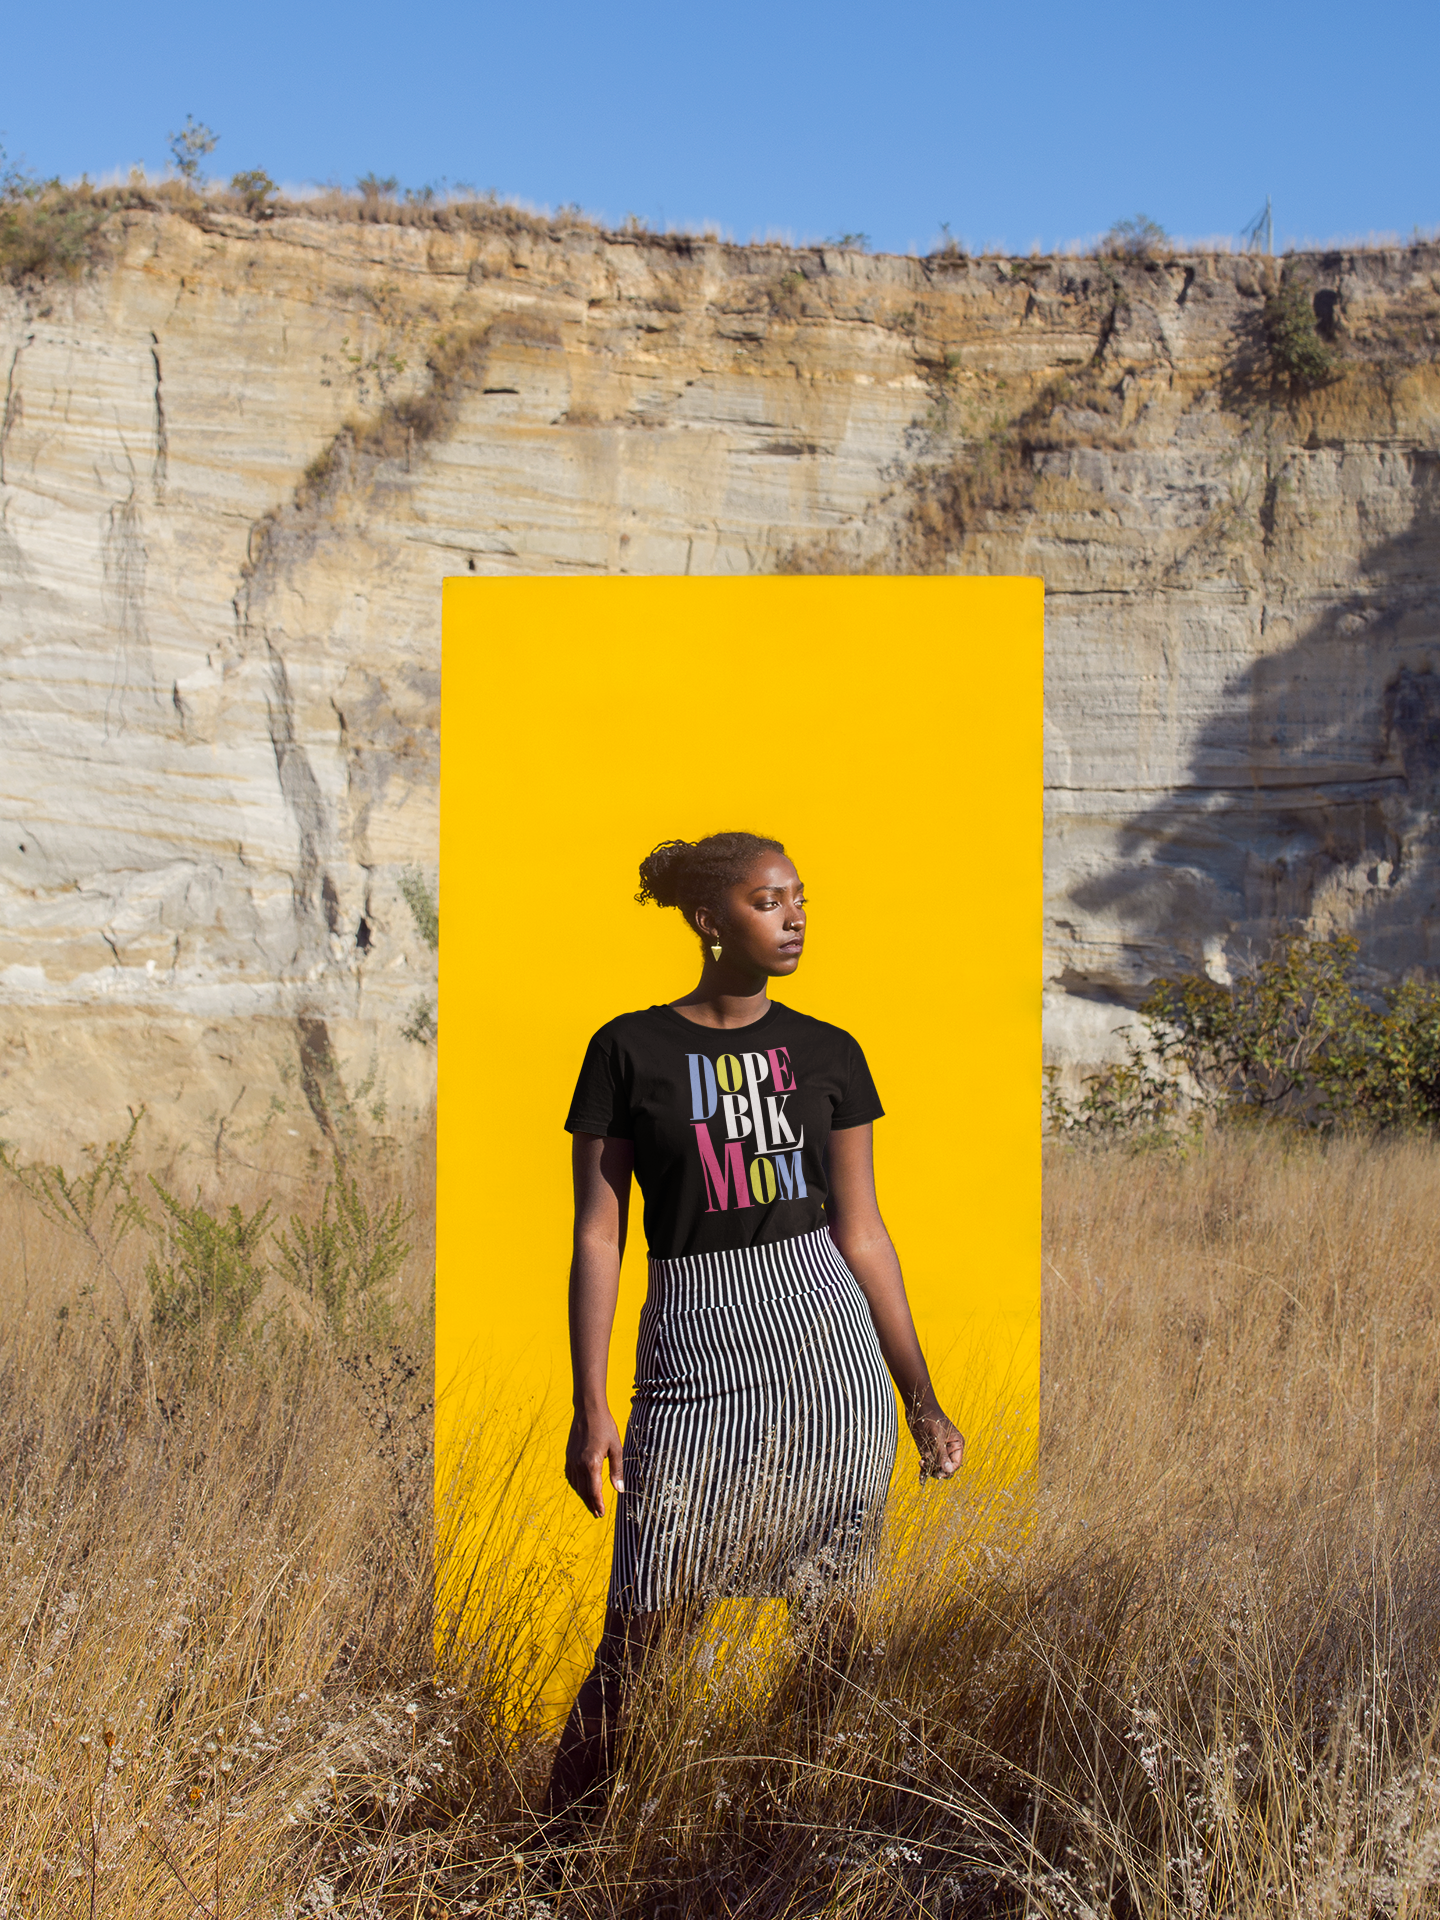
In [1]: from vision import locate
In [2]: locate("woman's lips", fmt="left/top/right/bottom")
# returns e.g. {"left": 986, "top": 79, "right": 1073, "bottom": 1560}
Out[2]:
{"left": 778, "top": 939, "right": 804, "bottom": 953}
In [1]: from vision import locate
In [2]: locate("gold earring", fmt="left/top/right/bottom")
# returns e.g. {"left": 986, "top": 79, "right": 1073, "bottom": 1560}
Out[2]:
{"left": 710, "top": 941, "right": 723, "bottom": 961}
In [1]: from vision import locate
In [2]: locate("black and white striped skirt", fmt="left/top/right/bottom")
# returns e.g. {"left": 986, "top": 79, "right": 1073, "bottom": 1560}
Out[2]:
{"left": 608, "top": 1226, "right": 899, "bottom": 1614}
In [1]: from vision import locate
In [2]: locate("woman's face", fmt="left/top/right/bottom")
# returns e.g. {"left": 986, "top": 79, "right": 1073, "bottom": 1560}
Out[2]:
{"left": 702, "top": 853, "right": 807, "bottom": 976}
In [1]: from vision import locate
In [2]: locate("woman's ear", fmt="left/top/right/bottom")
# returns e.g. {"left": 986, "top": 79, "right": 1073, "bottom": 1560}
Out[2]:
{"left": 694, "top": 908, "right": 717, "bottom": 944}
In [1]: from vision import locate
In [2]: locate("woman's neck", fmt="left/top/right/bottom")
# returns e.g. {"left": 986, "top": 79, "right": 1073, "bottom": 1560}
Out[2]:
{"left": 670, "top": 965, "right": 771, "bottom": 1029}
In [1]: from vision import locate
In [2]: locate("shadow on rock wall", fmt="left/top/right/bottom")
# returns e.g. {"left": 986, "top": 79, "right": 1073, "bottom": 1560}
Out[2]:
{"left": 1064, "top": 446, "right": 1440, "bottom": 999}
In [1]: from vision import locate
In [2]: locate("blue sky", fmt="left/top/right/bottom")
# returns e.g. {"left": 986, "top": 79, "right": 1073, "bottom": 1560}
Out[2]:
{"left": 5, "top": 0, "right": 1436, "bottom": 257}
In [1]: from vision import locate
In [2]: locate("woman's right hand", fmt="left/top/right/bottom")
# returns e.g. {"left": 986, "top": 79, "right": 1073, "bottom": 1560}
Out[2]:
{"left": 564, "top": 1405, "right": 625, "bottom": 1518}
{"left": 907, "top": 1401, "right": 965, "bottom": 1482}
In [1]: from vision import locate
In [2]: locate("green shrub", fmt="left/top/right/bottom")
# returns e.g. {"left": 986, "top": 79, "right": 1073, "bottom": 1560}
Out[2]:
{"left": 145, "top": 1185, "right": 273, "bottom": 1343}
{"left": 401, "top": 996, "right": 438, "bottom": 1046}
{"left": 396, "top": 869, "right": 439, "bottom": 1046}
{"left": 1102, "top": 213, "right": 1169, "bottom": 259}
{"left": 0, "top": 152, "right": 109, "bottom": 286}
{"left": 399, "top": 868, "right": 439, "bottom": 951}
{"left": 275, "top": 1168, "right": 411, "bottom": 1336}
{"left": 1315, "top": 973, "right": 1440, "bottom": 1128}
{"left": 230, "top": 168, "right": 278, "bottom": 217}
{"left": 0, "top": 1110, "right": 147, "bottom": 1316}
{"left": 1142, "top": 932, "right": 1365, "bottom": 1119}
{"left": 770, "top": 268, "right": 807, "bottom": 318}
{"left": 1049, "top": 934, "right": 1440, "bottom": 1143}
{"left": 1043, "top": 1042, "right": 1189, "bottom": 1146}
{"left": 1263, "top": 279, "right": 1336, "bottom": 389}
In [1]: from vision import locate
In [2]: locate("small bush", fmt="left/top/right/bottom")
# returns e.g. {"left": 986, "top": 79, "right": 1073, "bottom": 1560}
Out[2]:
{"left": 1049, "top": 933, "right": 1440, "bottom": 1143}
{"left": 398, "top": 868, "right": 439, "bottom": 952}
{"left": 0, "top": 151, "right": 109, "bottom": 286}
{"left": 1102, "top": 213, "right": 1170, "bottom": 258}
{"left": 145, "top": 1184, "right": 273, "bottom": 1344}
{"left": 229, "top": 168, "right": 278, "bottom": 218}
{"left": 0, "top": 1109, "right": 147, "bottom": 1316}
{"left": 770, "top": 267, "right": 807, "bottom": 318}
{"left": 1143, "top": 932, "right": 1366, "bottom": 1120}
{"left": 401, "top": 996, "right": 438, "bottom": 1046}
{"left": 1264, "top": 278, "right": 1337, "bottom": 389}
{"left": 275, "top": 1168, "right": 411, "bottom": 1337}
{"left": 1043, "top": 1043, "right": 1189, "bottom": 1146}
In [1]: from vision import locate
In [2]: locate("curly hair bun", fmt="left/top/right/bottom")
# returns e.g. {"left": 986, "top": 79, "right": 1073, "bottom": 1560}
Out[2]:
{"left": 636, "top": 832, "right": 786, "bottom": 914}
{"left": 635, "top": 840, "right": 695, "bottom": 909}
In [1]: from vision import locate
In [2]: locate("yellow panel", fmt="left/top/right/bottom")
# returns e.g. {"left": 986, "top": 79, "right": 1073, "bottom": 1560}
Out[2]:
{"left": 436, "top": 577, "right": 1041, "bottom": 1709}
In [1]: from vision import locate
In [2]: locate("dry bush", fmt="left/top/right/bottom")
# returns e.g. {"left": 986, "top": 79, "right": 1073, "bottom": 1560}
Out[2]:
{"left": 0, "top": 177, "right": 113, "bottom": 285}
{"left": 6, "top": 1125, "right": 1440, "bottom": 1916}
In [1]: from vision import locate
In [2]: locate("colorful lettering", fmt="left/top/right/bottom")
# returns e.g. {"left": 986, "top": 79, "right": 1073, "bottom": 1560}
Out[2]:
{"left": 741, "top": 1052, "right": 772, "bottom": 1151}
{"left": 768, "top": 1047, "right": 796, "bottom": 1093}
{"left": 694, "top": 1124, "right": 751, "bottom": 1211}
{"left": 687, "top": 1053, "right": 719, "bottom": 1122}
{"left": 773, "top": 1150, "right": 807, "bottom": 1199}
{"left": 764, "top": 1093, "right": 803, "bottom": 1146}
{"left": 688, "top": 1049, "right": 804, "bottom": 1211}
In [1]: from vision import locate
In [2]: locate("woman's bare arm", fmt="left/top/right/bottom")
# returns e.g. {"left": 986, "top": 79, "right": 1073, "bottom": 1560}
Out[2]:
{"left": 825, "top": 1123, "right": 964, "bottom": 1479}
{"left": 564, "top": 1133, "right": 635, "bottom": 1517}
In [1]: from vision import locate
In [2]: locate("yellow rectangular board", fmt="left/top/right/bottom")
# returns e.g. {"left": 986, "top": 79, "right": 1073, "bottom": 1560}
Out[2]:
{"left": 436, "top": 576, "right": 1042, "bottom": 1703}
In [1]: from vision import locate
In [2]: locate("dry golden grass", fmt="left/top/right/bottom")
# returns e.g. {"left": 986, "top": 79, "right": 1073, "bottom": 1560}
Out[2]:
{"left": 5, "top": 1126, "right": 1440, "bottom": 1917}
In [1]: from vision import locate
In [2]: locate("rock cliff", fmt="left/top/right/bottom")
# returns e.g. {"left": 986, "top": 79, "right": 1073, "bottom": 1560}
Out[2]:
{"left": 2, "top": 201, "right": 1438, "bottom": 1153}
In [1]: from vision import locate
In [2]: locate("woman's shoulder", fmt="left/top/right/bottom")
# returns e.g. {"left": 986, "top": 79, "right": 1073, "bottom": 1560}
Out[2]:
{"left": 770, "top": 1004, "right": 866, "bottom": 1051}
{"left": 583, "top": 1005, "right": 675, "bottom": 1048}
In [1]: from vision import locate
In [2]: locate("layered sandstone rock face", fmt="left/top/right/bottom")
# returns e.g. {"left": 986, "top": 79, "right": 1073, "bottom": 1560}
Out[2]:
{"left": 1, "top": 204, "right": 1437, "bottom": 1153}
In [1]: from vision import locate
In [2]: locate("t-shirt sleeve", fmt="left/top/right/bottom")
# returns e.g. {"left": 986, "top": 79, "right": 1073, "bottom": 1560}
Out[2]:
{"left": 831, "top": 1033, "right": 884, "bottom": 1129}
{"left": 565, "top": 1030, "right": 634, "bottom": 1137}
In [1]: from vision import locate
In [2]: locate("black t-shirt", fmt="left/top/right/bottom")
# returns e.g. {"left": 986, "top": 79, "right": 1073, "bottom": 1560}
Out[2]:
{"left": 565, "top": 1002, "right": 883, "bottom": 1259}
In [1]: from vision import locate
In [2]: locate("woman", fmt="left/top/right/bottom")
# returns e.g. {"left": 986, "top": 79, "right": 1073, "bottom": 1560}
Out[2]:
{"left": 547, "top": 830, "right": 963, "bottom": 1813}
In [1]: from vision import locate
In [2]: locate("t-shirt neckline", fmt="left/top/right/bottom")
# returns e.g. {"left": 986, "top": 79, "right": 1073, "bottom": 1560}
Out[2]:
{"left": 655, "top": 1000, "right": 783, "bottom": 1037}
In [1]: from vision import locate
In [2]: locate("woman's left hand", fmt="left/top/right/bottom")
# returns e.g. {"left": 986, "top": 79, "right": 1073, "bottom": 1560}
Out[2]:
{"left": 907, "top": 1403, "right": 964, "bottom": 1482}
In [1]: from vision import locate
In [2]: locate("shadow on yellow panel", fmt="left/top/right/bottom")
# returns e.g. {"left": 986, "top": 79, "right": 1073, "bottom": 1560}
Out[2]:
{"left": 436, "top": 577, "right": 1042, "bottom": 1723}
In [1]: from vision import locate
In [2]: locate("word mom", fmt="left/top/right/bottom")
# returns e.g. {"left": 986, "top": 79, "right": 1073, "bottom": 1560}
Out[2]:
{"left": 687, "top": 1047, "right": 806, "bottom": 1212}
